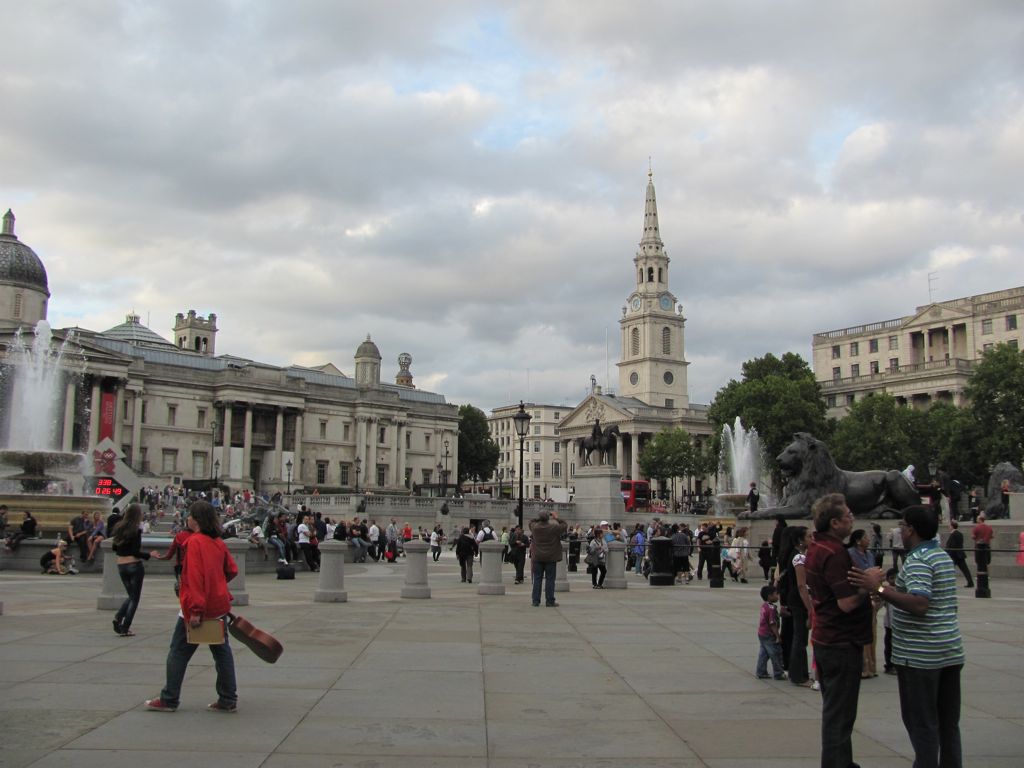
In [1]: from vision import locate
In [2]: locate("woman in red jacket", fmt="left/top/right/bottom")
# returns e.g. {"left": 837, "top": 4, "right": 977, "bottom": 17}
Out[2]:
{"left": 146, "top": 501, "right": 239, "bottom": 712}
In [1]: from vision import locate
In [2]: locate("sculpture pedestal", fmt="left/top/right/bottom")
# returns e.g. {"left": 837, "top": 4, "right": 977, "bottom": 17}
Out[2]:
{"left": 478, "top": 540, "right": 505, "bottom": 596}
{"left": 314, "top": 540, "right": 348, "bottom": 602}
{"left": 573, "top": 466, "right": 622, "bottom": 522}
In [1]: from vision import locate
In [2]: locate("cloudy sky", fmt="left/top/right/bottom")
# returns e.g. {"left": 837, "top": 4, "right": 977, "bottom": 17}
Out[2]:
{"left": 3, "top": 1, "right": 1022, "bottom": 413}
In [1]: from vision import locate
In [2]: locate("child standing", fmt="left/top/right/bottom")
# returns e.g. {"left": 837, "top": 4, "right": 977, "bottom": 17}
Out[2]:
{"left": 756, "top": 585, "right": 787, "bottom": 680}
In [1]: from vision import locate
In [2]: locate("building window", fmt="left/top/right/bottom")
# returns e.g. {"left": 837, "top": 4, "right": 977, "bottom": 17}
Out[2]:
{"left": 124, "top": 400, "right": 131, "bottom": 420}
{"left": 826, "top": 394, "right": 837, "bottom": 408}
{"left": 1009, "top": 339, "right": 1019, "bottom": 350}
{"left": 404, "top": 468, "right": 412, "bottom": 488}
{"left": 316, "top": 461, "right": 328, "bottom": 484}
{"left": 425, "top": 433, "right": 431, "bottom": 450}
{"left": 554, "top": 412, "right": 560, "bottom": 420}
{"left": 888, "top": 335, "right": 899, "bottom": 350}
{"left": 552, "top": 462, "right": 561, "bottom": 478}
{"left": 870, "top": 360, "right": 879, "bottom": 374}
{"left": 319, "top": 420, "right": 327, "bottom": 439}
{"left": 376, "top": 465, "right": 386, "bottom": 487}
{"left": 665, "top": 398, "right": 674, "bottom": 408}
{"left": 981, "top": 319, "right": 993, "bottom": 335}
{"left": 554, "top": 442, "right": 560, "bottom": 453}
{"left": 340, "top": 464, "right": 350, "bottom": 486}
{"left": 851, "top": 364, "right": 860, "bottom": 377}
{"left": 533, "top": 441, "right": 540, "bottom": 452}
{"left": 192, "top": 452, "right": 207, "bottom": 478}
{"left": 533, "top": 425, "right": 540, "bottom": 435}
{"left": 197, "top": 408, "right": 206, "bottom": 429}
{"left": 832, "top": 367, "right": 841, "bottom": 381}
{"left": 534, "top": 485, "right": 541, "bottom": 499}
{"left": 1007, "top": 315, "right": 1018, "bottom": 331}
{"left": 983, "top": 343, "right": 994, "bottom": 352}
{"left": 533, "top": 461, "right": 541, "bottom": 478}
{"left": 378, "top": 426, "right": 386, "bottom": 443}
{"left": 662, "top": 327, "right": 671, "bottom": 354}
{"left": 422, "top": 468, "right": 432, "bottom": 484}
{"left": 846, "top": 394, "right": 855, "bottom": 405}
{"left": 631, "top": 327, "right": 640, "bottom": 355}
{"left": 831, "top": 345, "right": 841, "bottom": 359}
{"left": 343, "top": 424, "right": 350, "bottom": 441}
{"left": 13, "top": 292, "right": 22, "bottom": 319}
{"left": 869, "top": 338, "right": 879, "bottom": 353}
{"left": 889, "top": 358, "right": 899, "bottom": 372}
{"left": 141, "top": 401, "right": 147, "bottom": 423}
{"left": 850, "top": 342, "right": 859, "bottom": 356}
{"left": 167, "top": 405, "right": 176, "bottom": 427}
{"left": 406, "top": 431, "right": 411, "bottom": 449}
{"left": 162, "top": 449, "right": 178, "bottom": 474}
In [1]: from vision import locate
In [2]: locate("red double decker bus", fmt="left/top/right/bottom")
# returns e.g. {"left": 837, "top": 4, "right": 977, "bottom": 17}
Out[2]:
{"left": 621, "top": 479, "right": 651, "bottom": 512}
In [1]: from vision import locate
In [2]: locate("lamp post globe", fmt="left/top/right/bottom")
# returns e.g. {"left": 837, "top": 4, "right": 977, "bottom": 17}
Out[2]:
{"left": 512, "top": 401, "right": 532, "bottom": 529}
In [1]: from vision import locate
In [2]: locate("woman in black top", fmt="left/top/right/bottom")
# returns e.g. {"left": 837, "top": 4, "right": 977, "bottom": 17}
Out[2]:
{"left": 5, "top": 511, "right": 37, "bottom": 552}
{"left": 111, "top": 503, "right": 149, "bottom": 636}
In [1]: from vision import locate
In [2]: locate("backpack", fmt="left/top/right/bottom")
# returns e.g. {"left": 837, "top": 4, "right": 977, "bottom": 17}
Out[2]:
{"left": 333, "top": 524, "right": 347, "bottom": 541}
{"left": 481, "top": 529, "right": 495, "bottom": 542}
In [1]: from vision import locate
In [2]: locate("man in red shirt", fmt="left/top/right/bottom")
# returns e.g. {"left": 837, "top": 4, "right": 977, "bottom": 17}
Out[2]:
{"left": 972, "top": 512, "right": 994, "bottom": 577}
{"left": 804, "top": 493, "right": 872, "bottom": 768}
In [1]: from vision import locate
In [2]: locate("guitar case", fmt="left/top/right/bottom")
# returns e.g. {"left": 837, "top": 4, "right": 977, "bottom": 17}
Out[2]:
{"left": 276, "top": 563, "right": 295, "bottom": 580}
{"left": 227, "top": 613, "right": 284, "bottom": 663}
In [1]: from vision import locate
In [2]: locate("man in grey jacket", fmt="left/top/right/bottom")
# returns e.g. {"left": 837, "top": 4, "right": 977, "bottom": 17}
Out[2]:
{"left": 528, "top": 510, "right": 567, "bottom": 607}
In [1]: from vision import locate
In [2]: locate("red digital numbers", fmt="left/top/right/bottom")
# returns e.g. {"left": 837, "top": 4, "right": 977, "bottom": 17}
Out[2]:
{"left": 92, "top": 477, "right": 126, "bottom": 497}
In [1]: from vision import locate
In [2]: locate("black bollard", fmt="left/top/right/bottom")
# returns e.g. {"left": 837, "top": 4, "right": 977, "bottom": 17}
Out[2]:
{"left": 648, "top": 536, "right": 675, "bottom": 586}
{"left": 974, "top": 543, "right": 991, "bottom": 598}
{"left": 708, "top": 541, "right": 724, "bottom": 589}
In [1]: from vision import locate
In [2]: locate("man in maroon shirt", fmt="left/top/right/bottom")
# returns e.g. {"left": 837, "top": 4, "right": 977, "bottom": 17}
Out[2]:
{"left": 971, "top": 512, "right": 994, "bottom": 577}
{"left": 805, "top": 493, "right": 872, "bottom": 768}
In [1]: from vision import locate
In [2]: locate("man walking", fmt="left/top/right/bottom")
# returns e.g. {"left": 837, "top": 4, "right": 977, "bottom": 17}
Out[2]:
{"left": 804, "top": 493, "right": 873, "bottom": 768}
{"left": 528, "top": 510, "right": 566, "bottom": 607}
{"left": 508, "top": 525, "right": 528, "bottom": 584}
{"left": 850, "top": 505, "right": 965, "bottom": 768}
{"left": 943, "top": 521, "right": 973, "bottom": 588}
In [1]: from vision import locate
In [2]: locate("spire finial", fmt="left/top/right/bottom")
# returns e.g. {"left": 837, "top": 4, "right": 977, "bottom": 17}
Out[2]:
{"left": 2, "top": 209, "right": 14, "bottom": 237}
{"left": 648, "top": 157, "right": 652, "bottom": 180}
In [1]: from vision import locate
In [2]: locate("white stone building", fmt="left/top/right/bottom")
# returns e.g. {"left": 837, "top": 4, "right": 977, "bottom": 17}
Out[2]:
{"left": 812, "top": 286, "right": 1024, "bottom": 418}
{"left": 489, "top": 402, "right": 572, "bottom": 500}
{"left": 0, "top": 209, "right": 460, "bottom": 494}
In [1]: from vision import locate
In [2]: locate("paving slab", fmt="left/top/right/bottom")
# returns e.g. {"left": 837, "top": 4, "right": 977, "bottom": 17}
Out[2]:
{"left": 1, "top": 558, "right": 1023, "bottom": 767}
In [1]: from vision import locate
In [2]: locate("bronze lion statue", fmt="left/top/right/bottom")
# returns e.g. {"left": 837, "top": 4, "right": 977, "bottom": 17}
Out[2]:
{"left": 743, "top": 432, "right": 920, "bottom": 519}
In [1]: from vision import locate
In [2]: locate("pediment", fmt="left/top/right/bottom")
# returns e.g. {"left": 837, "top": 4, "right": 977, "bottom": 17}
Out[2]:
{"left": 902, "top": 303, "right": 972, "bottom": 330}
{"left": 559, "top": 394, "right": 634, "bottom": 435}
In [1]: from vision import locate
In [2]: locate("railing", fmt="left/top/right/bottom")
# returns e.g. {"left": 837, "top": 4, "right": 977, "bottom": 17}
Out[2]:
{"left": 814, "top": 317, "right": 905, "bottom": 341}
{"left": 820, "top": 357, "right": 976, "bottom": 390}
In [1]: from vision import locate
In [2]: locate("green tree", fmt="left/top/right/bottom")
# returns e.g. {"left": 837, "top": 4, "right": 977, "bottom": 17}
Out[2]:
{"left": 707, "top": 352, "right": 828, "bottom": 490}
{"left": 830, "top": 393, "right": 915, "bottom": 471}
{"left": 456, "top": 404, "right": 499, "bottom": 488}
{"left": 965, "top": 344, "right": 1024, "bottom": 469}
{"left": 639, "top": 427, "right": 711, "bottom": 501}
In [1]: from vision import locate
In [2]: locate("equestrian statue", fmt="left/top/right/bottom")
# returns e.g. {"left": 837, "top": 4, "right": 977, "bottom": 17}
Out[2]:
{"left": 579, "top": 419, "right": 621, "bottom": 467}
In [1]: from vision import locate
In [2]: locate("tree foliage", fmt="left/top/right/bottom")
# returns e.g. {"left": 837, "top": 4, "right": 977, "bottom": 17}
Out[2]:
{"left": 965, "top": 344, "right": 1024, "bottom": 469}
{"left": 707, "top": 352, "right": 828, "bottom": 490}
{"left": 456, "top": 404, "right": 499, "bottom": 487}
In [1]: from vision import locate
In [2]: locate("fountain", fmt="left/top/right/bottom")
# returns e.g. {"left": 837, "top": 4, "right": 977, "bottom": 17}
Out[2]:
{"left": 715, "top": 417, "right": 768, "bottom": 516}
{"left": 0, "top": 320, "right": 107, "bottom": 534}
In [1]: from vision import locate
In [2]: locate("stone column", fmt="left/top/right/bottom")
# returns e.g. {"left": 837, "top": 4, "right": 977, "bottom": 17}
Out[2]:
{"left": 400, "top": 539, "right": 431, "bottom": 598}
{"left": 274, "top": 407, "right": 284, "bottom": 481}
{"left": 314, "top": 540, "right": 348, "bottom": 602}
{"left": 477, "top": 540, "right": 505, "bottom": 596}
{"left": 631, "top": 433, "right": 641, "bottom": 480}
{"left": 131, "top": 391, "right": 143, "bottom": 470}
{"left": 604, "top": 540, "right": 628, "bottom": 589}
{"left": 224, "top": 539, "right": 250, "bottom": 606}
{"left": 88, "top": 380, "right": 101, "bottom": 449}
{"left": 293, "top": 411, "right": 304, "bottom": 479}
{"left": 113, "top": 383, "right": 126, "bottom": 447}
{"left": 62, "top": 381, "right": 76, "bottom": 452}
{"left": 396, "top": 420, "right": 407, "bottom": 489}
{"left": 554, "top": 547, "right": 570, "bottom": 593}
{"left": 222, "top": 403, "right": 234, "bottom": 478}
{"left": 96, "top": 539, "right": 125, "bottom": 610}
{"left": 355, "top": 416, "right": 367, "bottom": 484}
{"left": 366, "top": 417, "right": 378, "bottom": 489}
{"left": 242, "top": 406, "right": 253, "bottom": 484}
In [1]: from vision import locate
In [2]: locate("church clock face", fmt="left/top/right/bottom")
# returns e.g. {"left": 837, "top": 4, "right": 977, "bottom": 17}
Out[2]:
{"left": 659, "top": 295, "right": 673, "bottom": 311}
{"left": 631, "top": 296, "right": 641, "bottom": 312}
{"left": 629, "top": 371, "right": 639, "bottom": 385}
{"left": 663, "top": 371, "right": 674, "bottom": 385}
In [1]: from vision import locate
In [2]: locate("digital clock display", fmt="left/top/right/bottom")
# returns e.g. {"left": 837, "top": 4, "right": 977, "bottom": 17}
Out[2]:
{"left": 87, "top": 476, "right": 129, "bottom": 498}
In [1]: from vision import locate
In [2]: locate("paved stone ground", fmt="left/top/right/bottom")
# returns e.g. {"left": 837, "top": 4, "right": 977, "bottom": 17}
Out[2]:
{"left": 1, "top": 553, "right": 1022, "bottom": 768}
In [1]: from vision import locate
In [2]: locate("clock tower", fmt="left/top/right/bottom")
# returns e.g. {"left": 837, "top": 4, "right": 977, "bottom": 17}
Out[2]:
{"left": 617, "top": 170, "right": 689, "bottom": 408}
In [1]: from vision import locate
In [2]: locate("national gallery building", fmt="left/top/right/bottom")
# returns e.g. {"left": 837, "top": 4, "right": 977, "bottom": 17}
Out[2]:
{"left": 0, "top": 209, "right": 460, "bottom": 495}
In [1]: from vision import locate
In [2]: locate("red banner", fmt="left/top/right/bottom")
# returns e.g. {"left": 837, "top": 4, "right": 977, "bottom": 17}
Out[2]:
{"left": 99, "top": 391, "right": 116, "bottom": 441}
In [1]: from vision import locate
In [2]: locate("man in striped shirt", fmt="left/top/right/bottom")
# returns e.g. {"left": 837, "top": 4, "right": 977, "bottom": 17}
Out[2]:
{"left": 850, "top": 505, "right": 965, "bottom": 768}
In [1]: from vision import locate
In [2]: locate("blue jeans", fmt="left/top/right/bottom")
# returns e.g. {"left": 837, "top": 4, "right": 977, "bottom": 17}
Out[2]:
{"left": 160, "top": 616, "right": 236, "bottom": 708}
{"left": 756, "top": 635, "right": 785, "bottom": 678}
{"left": 532, "top": 560, "right": 557, "bottom": 605}
{"left": 268, "top": 535, "right": 286, "bottom": 560}
{"left": 814, "top": 643, "right": 864, "bottom": 768}
{"left": 115, "top": 561, "right": 145, "bottom": 632}
{"left": 634, "top": 552, "right": 644, "bottom": 574}
{"left": 897, "top": 664, "right": 963, "bottom": 768}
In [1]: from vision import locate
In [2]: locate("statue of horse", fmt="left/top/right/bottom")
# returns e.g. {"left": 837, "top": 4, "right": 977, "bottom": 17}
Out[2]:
{"left": 579, "top": 423, "right": 621, "bottom": 466}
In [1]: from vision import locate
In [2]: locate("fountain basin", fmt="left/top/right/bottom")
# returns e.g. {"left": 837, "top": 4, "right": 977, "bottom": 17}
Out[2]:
{"left": 0, "top": 493, "right": 110, "bottom": 536}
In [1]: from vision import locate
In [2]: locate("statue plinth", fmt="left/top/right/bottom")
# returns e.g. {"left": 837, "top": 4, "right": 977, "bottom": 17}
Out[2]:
{"left": 573, "top": 466, "right": 623, "bottom": 522}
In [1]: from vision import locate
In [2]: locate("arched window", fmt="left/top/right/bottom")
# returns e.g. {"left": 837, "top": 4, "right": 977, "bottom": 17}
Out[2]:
{"left": 638, "top": 268, "right": 643, "bottom": 283}
{"left": 658, "top": 267, "right": 663, "bottom": 283}
{"left": 647, "top": 267, "right": 655, "bottom": 282}
{"left": 630, "top": 327, "right": 640, "bottom": 355}
{"left": 662, "top": 327, "right": 671, "bottom": 354}
{"left": 13, "top": 292, "right": 22, "bottom": 319}
{"left": 194, "top": 338, "right": 201, "bottom": 351}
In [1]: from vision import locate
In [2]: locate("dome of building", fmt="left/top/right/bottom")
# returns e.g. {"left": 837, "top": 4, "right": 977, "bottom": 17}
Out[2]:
{"left": 355, "top": 334, "right": 381, "bottom": 360}
{"left": 0, "top": 210, "right": 49, "bottom": 295}
{"left": 102, "top": 313, "right": 176, "bottom": 348}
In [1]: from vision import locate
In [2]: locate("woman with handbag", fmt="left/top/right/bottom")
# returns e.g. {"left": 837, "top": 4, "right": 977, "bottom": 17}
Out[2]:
{"left": 146, "top": 500, "right": 239, "bottom": 713}
{"left": 587, "top": 532, "right": 608, "bottom": 589}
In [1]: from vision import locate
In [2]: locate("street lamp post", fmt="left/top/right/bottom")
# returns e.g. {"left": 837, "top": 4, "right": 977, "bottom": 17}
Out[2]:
{"left": 213, "top": 460, "right": 220, "bottom": 486}
{"left": 286, "top": 459, "right": 293, "bottom": 495}
{"left": 512, "top": 401, "right": 532, "bottom": 529}
{"left": 442, "top": 439, "right": 451, "bottom": 496}
{"left": 437, "top": 462, "right": 444, "bottom": 498}
{"left": 509, "top": 468, "right": 515, "bottom": 501}
{"left": 498, "top": 468, "right": 503, "bottom": 500}
{"left": 354, "top": 456, "right": 362, "bottom": 494}
{"left": 210, "top": 420, "right": 217, "bottom": 480}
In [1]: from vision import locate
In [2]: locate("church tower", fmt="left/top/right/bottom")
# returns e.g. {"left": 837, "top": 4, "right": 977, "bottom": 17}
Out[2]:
{"left": 616, "top": 170, "right": 689, "bottom": 408}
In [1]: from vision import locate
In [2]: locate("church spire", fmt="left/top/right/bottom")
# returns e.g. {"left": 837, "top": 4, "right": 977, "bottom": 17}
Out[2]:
{"left": 639, "top": 168, "right": 665, "bottom": 256}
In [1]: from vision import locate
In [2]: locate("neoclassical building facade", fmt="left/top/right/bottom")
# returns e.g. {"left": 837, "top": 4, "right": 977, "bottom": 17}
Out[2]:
{"left": 813, "top": 286, "right": 1024, "bottom": 418}
{"left": 489, "top": 173, "right": 714, "bottom": 498}
{"left": 0, "top": 209, "right": 460, "bottom": 494}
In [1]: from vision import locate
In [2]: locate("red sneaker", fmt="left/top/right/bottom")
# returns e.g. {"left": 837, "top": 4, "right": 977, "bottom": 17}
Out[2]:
{"left": 207, "top": 701, "right": 237, "bottom": 713}
{"left": 144, "top": 698, "right": 176, "bottom": 712}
